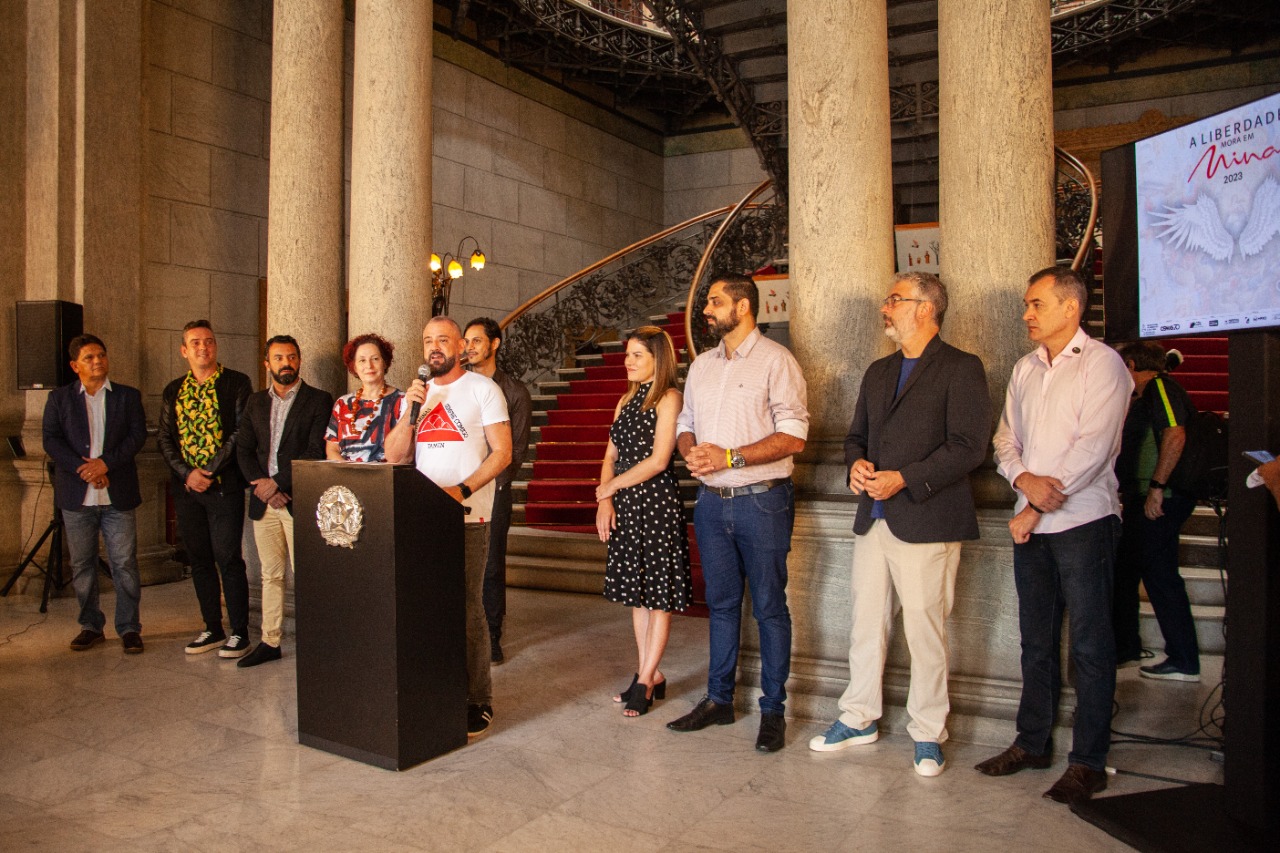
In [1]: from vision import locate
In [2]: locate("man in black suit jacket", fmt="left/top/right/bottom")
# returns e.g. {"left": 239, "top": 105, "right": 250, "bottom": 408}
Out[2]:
{"left": 235, "top": 335, "right": 333, "bottom": 667}
{"left": 41, "top": 334, "right": 148, "bottom": 654}
{"left": 809, "top": 273, "right": 990, "bottom": 779}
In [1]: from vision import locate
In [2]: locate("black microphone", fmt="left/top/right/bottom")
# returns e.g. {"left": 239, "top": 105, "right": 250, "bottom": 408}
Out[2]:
{"left": 409, "top": 364, "right": 429, "bottom": 424}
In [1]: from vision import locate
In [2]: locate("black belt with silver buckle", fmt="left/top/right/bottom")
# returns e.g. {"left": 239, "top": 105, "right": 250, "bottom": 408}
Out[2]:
{"left": 702, "top": 478, "right": 788, "bottom": 499}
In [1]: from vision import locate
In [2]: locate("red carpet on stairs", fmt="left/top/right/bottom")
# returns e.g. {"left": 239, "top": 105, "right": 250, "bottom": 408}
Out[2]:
{"left": 523, "top": 311, "right": 707, "bottom": 615}
{"left": 1162, "top": 336, "right": 1228, "bottom": 414}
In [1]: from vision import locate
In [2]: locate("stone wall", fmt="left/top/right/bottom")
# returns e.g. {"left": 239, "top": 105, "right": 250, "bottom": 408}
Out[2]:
{"left": 142, "top": 0, "right": 273, "bottom": 411}
{"left": 663, "top": 130, "right": 768, "bottom": 227}
{"left": 424, "top": 52, "right": 666, "bottom": 329}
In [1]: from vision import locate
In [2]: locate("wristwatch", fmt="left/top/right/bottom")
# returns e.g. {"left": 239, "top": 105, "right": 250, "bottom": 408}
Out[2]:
{"left": 729, "top": 449, "right": 747, "bottom": 469}
{"left": 459, "top": 483, "right": 473, "bottom": 500}
{"left": 1148, "top": 480, "right": 1166, "bottom": 491}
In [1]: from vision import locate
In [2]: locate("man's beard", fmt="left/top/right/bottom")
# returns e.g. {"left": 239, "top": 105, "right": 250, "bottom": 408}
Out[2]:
{"left": 707, "top": 309, "right": 740, "bottom": 340}
{"left": 270, "top": 367, "right": 298, "bottom": 386}
{"left": 883, "top": 320, "right": 902, "bottom": 343}
{"left": 427, "top": 354, "right": 457, "bottom": 377}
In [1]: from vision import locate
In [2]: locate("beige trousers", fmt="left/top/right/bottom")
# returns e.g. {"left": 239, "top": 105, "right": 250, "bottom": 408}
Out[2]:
{"left": 253, "top": 504, "right": 295, "bottom": 648}
{"left": 837, "top": 519, "right": 961, "bottom": 743}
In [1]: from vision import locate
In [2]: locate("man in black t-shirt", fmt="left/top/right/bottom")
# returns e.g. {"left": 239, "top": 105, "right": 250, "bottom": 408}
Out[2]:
{"left": 1113, "top": 342, "right": 1200, "bottom": 682}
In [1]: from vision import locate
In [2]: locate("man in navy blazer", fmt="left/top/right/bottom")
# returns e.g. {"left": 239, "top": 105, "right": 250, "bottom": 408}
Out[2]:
{"left": 235, "top": 335, "right": 333, "bottom": 667}
{"left": 41, "top": 334, "right": 148, "bottom": 653}
{"left": 810, "top": 273, "right": 991, "bottom": 778}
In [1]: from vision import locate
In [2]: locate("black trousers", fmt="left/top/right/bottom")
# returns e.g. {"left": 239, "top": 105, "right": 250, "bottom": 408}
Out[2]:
{"left": 173, "top": 481, "right": 250, "bottom": 639}
{"left": 483, "top": 482, "right": 513, "bottom": 637}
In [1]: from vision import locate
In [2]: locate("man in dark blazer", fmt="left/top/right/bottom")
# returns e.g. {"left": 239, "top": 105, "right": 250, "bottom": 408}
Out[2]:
{"left": 158, "top": 320, "right": 254, "bottom": 659}
{"left": 41, "top": 334, "right": 148, "bottom": 653}
{"left": 235, "top": 334, "right": 332, "bottom": 667}
{"left": 809, "top": 273, "right": 990, "bottom": 779}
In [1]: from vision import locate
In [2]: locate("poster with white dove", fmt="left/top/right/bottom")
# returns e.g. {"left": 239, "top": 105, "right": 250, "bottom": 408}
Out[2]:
{"left": 1136, "top": 91, "right": 1280, "bottom": 334}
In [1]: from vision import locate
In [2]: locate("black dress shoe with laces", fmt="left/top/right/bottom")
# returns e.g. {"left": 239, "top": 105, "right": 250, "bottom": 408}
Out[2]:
{"left": 755, "top": 713, "right": 786, "bottom": 752}
{"left": 667, "top": 696, "right": 735, "bottom": 732}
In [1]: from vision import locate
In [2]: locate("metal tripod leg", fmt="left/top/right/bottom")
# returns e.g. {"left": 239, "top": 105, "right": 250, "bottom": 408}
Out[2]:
{"left": 1, "top": 511, "right": 65, "bottom": 614}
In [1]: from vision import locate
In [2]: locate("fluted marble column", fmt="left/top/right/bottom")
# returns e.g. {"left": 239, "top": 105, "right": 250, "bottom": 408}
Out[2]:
{"left": 267, "top": 0, "right": 346, "bottom": 394}
{"left": 938, "top": 0, "right": 1056, "bottom": 405}
{"left": 787, "top": 0, "right": 896, "bottom": 495}
{"left": 348, "top": 0, "right": 433, "bottom": 389}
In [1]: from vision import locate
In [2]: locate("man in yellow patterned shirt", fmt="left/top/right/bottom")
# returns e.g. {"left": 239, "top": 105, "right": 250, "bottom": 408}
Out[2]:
{"left": 158, "top": 321, "right": 254, "bottom": 658}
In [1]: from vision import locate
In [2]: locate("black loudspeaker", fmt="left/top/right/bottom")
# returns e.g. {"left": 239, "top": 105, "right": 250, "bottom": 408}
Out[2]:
{"left": 16, "top": 300, "right": 83, "bottom": 390}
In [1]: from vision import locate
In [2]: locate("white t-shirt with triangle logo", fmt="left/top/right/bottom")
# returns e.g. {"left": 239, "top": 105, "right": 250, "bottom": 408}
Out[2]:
{"left": 413, "top": 370, "right": 510, "bottom": 522}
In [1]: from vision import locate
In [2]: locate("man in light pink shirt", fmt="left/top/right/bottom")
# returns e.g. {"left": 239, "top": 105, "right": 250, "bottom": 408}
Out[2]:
{"left": 666, "top": 273, "right": 809, "bottom": 753}
{"left": 978, "top": 266, "right": 1132, "bottom": 807}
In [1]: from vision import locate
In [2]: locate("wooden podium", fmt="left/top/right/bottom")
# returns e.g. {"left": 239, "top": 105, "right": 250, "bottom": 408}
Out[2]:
{"left": 292, "top": 461, "right": 467, "bottom": 770}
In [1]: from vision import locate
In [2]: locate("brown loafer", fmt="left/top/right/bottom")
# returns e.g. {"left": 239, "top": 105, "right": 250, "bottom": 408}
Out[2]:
{"left": 974, "top": 743, "right": 1052, "bottom": 776}
{"left": 1043, "top": 763, "right": 1107, "bottom": 804}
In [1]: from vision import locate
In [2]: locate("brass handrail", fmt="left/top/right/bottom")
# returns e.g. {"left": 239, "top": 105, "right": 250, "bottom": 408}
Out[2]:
{"left": 1054, "top": 145, "right": 1099, "bottom": 272}
{"left": 499, "top": 201, "right": 769, "bottom": 330}
{"left": 683, "top": 179, "right": 775, "bottom": 357}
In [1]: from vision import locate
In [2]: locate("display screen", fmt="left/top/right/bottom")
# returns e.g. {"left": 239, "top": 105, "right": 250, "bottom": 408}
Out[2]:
{"left": 1133, "top": 91, "right": 1280, "bottom": 337}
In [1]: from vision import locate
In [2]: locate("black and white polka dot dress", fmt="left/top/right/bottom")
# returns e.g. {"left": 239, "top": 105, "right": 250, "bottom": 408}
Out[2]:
{"left": 603, "top": 383, "right": 692, "bottom": 612}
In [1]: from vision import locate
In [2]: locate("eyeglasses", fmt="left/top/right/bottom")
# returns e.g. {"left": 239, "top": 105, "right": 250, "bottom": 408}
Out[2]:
{"left": 882, "top": 295, "right": 925, "bottom": 309}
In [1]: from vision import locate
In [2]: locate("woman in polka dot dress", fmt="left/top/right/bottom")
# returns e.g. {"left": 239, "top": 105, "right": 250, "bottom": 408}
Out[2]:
{"left": 596, "top": 326, "right": 692, "bottom": 717}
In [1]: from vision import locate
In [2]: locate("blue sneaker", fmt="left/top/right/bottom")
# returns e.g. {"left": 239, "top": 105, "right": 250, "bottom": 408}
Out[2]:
{"left": 914, "top": 741, "right": 945, "bottom": 777}
{"left": 808, "top": 720, "right": 878, "bottom": 752}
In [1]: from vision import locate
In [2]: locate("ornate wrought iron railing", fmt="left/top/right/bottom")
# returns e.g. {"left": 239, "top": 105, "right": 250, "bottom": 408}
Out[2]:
{"left": 499, "top": 193, "right": 785, "bottom": 383}
{"left": 1055, "top": 145, "right": 1099, "bottom": 272}
{"left": 1050, "top": 0, "right": 1205, "bottom": 56}
{"left": 507, "top": 0, "right": 696, "bottom": 78}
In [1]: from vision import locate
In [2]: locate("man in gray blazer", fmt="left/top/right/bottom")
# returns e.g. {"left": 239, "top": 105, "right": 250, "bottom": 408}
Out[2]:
{"left": 810, "top": 272, "right": 990, "bottom": 778}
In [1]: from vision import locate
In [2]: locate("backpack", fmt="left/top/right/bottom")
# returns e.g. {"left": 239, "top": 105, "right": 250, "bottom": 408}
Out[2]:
{"left": 1168, "top": 410, "right": 1229, "bottom": 501}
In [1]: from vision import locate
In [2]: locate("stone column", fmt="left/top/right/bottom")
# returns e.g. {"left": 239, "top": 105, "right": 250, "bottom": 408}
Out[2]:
{"left": 80, "top": 0, "right": 145, "bottom": 383}
{"left": 348, "top": 0, "right": 433, "bottom": 390}
{"left": 1, "top": 0, "right": 28, "bottom": 434}
{"left": 267, "top": 0, "right": 346, "bottom": 395}
{"left": 938, "top": 0, "right": 1055, "bottom": 403}
{"left": 787, "top": 0, "right": 896, "bottom": 496}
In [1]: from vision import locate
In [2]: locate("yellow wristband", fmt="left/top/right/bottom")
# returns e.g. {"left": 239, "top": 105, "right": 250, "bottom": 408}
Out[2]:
{"left": 726, "top": 448, "right": 733, "bottom": 469}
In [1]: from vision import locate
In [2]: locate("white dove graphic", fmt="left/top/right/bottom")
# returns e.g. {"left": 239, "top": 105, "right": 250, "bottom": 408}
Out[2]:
{"left": 1152, "top": 175, "right": 1280, "bottom": 261}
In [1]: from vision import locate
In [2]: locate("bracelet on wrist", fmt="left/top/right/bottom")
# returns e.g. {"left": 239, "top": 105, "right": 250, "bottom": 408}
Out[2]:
{"left": 1148, "top": 480, "right": 1166, "bottom": 491}
{"left": 1028, "top": 502, "right": 1044, "bottom": 514}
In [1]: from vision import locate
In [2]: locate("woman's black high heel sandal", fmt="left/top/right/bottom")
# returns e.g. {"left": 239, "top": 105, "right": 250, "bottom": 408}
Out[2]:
{"left": 624, "top": 683, "right": 654, "bottom": 716}
{"left": 615, "top": 673, "right": 639, "bottom": 703}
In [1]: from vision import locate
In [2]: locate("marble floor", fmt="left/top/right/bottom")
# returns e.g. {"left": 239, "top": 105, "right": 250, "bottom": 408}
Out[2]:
{"left": 0, "top": 581, "right": 1224, "bottom": 852}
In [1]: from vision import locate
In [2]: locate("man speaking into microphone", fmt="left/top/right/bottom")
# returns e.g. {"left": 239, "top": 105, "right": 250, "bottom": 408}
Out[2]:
{"left": 385, "top": 317, "right": 511, "bottom": 738}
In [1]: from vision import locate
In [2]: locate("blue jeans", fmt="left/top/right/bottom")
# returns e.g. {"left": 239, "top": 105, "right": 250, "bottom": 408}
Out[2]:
{"left": 694, "top": 481, "right": 794, "bottom": 715}
{"left": 1013, "top": 514, "right": 1121, "bottom": 771}
{"left": 62, "top": 506, "right": 141, "bottom": 635}
{"left": 1113, "top": 494, "right": 1199, "bottom": 672}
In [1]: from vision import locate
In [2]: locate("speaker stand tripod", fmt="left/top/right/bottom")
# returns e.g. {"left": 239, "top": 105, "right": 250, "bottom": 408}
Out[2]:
{"left": 1, "top": 498, "right": 67, "bottom": 613}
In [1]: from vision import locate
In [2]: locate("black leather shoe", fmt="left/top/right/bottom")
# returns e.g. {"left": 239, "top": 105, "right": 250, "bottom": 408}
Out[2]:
{"left": 974, "top": 743, "right": 1052, "bottom": 776}
{"left": 69, "top": 629, "right": 104, "bottom": 651}
{"left": 755, "top": 713, "right": 786, "bottom": 752}
{"left": 667, "top": 696, "right": 735, "bottom": 732}
{"left": 237, "top": 642, "right": 282, "bottom": 668}
{"left": 1043, "top": 763, "right": 1107, "bottom": 804}
{"left": 121, "top": 632, "right": 144, "bottom": 654}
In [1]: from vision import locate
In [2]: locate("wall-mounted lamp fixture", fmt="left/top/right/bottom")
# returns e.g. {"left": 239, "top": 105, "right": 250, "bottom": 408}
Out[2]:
{"left": 429, "top": 236, "right": 487, "bottom": 316}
